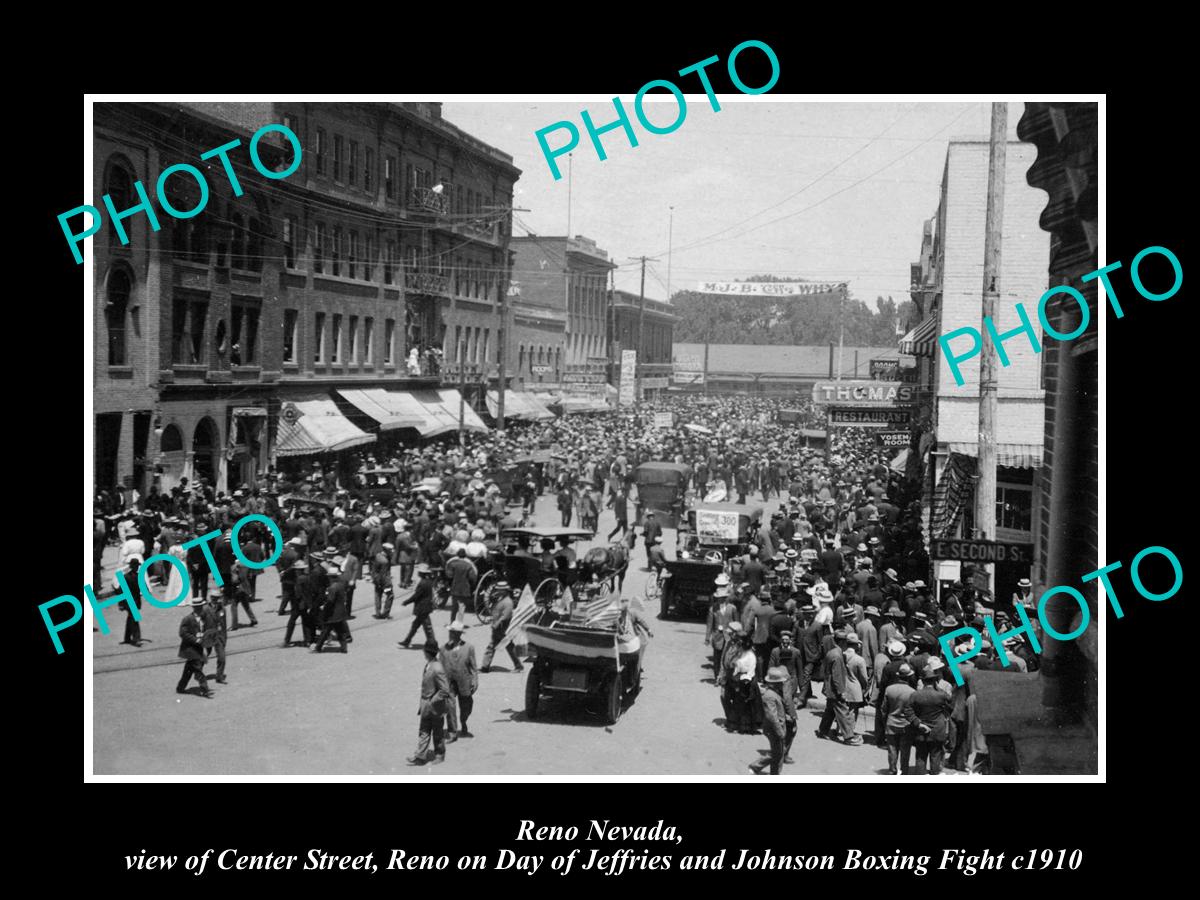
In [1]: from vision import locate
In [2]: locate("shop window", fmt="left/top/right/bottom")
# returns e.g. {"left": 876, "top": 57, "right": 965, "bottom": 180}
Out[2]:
{"left": 105, "top": 268, "right": 131, "bottom": 366}
{"left": 282, "top": 309, "right": 298, "bottom": 363}
{"left": 996, "top": 484, "right": 1033, "bottom": 533}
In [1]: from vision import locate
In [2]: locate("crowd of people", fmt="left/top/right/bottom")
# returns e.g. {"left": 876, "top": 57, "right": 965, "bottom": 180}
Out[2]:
{"left": 93, "top": 392, "right": 1037, "bottom": 774}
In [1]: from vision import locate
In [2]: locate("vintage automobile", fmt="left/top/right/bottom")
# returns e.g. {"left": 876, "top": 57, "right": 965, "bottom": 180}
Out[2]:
{"left": 473, "top": 526, "right": 598, "bottom": 624}
{"left": 632, "top": 461, "right": 693, "bottom": 529}
{"left": 523, "top": 598, "right": 647, "bottom": 725}
{"left": 649, "top": 500, "right": 764, "bottom": 620}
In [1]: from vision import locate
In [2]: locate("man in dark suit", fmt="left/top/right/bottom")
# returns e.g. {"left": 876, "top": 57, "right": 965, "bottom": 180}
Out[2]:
{"left": 399, "top": 564, "right": 437, "bottom": 648}
{"left": 282, "top": 559, "right": 314, "bottom": 647}
{"left": 797, "top": 605, "right": 823, "bottom": 707}
{"left": 816, "top": 630, "right": 860, "bottom": 744}
{"left": 275, "top": 538, "right": 301, "bottom": 615}
{"left": 312, "top": 562, "right": 350, "bottom": 653}
{"left": 202, "top": 592, "right": 228, "bottom": 684}
{"left": 480, "top": 582, "right": 524, "bottom": 673}
{"left": 176, "top": 597, "right": 212, "bottom": 697}
{"left": 817, "top": 541, "right": 844, "bottom": 595}
{"left": 641, "top": 511, "right": 662, "bottom": 565}
{"left": 408, "top": 640, "right": 450, "bottom": 765}
{"left": 441, "top": 621, "right": 478, "bottom": 739}
{"left": 741, "top": 546, "right": 766, "bottom": 596}
{"left": 444, "top": 548, "right": 477, "bottom": 624}
{"left": 903, "top": 660, "right": 953, "bottom": 775}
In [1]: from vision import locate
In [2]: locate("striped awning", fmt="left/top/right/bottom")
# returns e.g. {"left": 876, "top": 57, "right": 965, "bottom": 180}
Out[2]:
{"left": 274, "top": 398, "right": 375, "bottom": 457}
{"left": 366, "top": 389, "right": 488, "bottom": 437}
{"left": 486, "top": 390, "right": 556, "bottom": 421}
{"left": 932, "top": 452, "right": 975, "bottom": 539}
{"left": 335, "top": 389, "right": 428, "bottom": 432}
{"left": 900, "top": 316, "right": 939, "bottom": 357}
{"left": 946, "top": 441, "right": 1044, "bottom": 469}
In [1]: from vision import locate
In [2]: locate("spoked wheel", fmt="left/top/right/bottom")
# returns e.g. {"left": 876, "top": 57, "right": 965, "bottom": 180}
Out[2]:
{"left": 474, "top": 570, "right": 498, "bottom": 625}
{"left": 534, "top": 578, "right": 562, "bottom": 608}
{"left": 525, "top": 665, "right": 542, "bottom": 719}
{"left": 604, "top": 673, "right": 623, "bottom": 725}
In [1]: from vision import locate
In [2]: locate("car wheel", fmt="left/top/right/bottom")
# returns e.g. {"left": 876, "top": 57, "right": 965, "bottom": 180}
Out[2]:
{"left": 605, "top": 673, "right": 622, "bottom": 725}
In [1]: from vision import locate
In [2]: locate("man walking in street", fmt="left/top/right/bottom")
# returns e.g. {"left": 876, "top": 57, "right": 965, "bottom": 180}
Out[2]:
{"left": 282, "top": 559, "right": 315, "bottom": 647}
{"left": 445, "top": 547, "right": 478, "bottom": 624}
{"left": 480, "top": 581, "right": 524, "bottom": 673}
{"left": 202, "top": 591, "right": 229, "bottom": 684}
{"left": 399, "top": 564, "right": 437, "bottom": 648}
{"left": 441, "top": 621, "right": 478, "bottom": 740}
{"left": 816, "top": 629, "right": 860, "bottom": 745}
{"left": 751, "top": 667, "right": 793, "bottom": 775}
{"left": 176, "top": 597, "right": 212, "bottom": 698}
{"left": 904, "top": 659, "right": 953, "bottom": 775}
{"left": 407, "top": 640, "right": 450, "bottom": 766}
{"left": 372, "top": 542, "right": 395, "bottom": 620}
{"left": 312, "top": 560, "right": 350, "bottom": 653}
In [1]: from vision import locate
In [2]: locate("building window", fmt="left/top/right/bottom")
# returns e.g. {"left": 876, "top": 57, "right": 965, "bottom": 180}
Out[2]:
{"left": 364, "top": 317, "right": 374, "bottom": 365}
{"left": 385, "top": 156, "right": 395, "bottom": 199}
{"left": 384, "top": 319, "right": 395, "bottom": 365}
{"left": 314, "top": 312, "right": 326, "bottom": 363}
{"left": 172, "top": 297, "right": 208, "bottom": 365}
{"left": 314, "top": 223, "right": 326, "bottom": 274}
{"left": 283, "top": 216, "right": 297, "bottom": 269}
{"left": 455, "top": 185, "right": 463, "bottom": 214}
{"left": 348, "top": 230, "right": 359, "bottom": 279}
{"left": 105, "top": 161, "right": 135, "bottom": 249}
{"left": 363, "top": 236, "right": 374, "bottom": 281}
{"left": 996, "top": 484, "right": 1033, "bottom": 533}
{"left": 331, "top": 314, "right": 343, "bottom": 363}
{"left": 315, "top": 128, "right": 326, "bottom": 175}
{"left": 364, "top": 148, "right": 374, "bottom": 193}
{"left": 518, "top": 345, "right": 525, "bottom": 372}
{"left": 230, "top": 213, "right": 246, "bottom": 269}
{"left": 230, "top": 297, "right": 261, "bottom": 366}
{"left": 332, "top": 226, "right": 342, "bottom": 276}
{"left": 349, "top": 141, "right": 358, "bottom": 185}
{"left": 349, "top": 315, "right": 359, "bottom": 363}
{"left": 333, "top": 134, "right": 344, "bottom": 181}
{"left": 105, "top": 268, "right": 131, "bottom": 366}
{"left": 384, "top": 240, "right": 395, "bottom": 285}
{"left": 282, "top": 308, "right": 298, "bottom": 363}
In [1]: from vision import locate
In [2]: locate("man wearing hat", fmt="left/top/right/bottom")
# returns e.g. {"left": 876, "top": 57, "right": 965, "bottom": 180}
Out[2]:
{"left": 857, "top": 606, "right": 881, "bottom": 675}
{"left": 480, "top": 581, "right": 523, "bottom": 674}
{"left": 751, "top": 667, "right": 794, "bottom": 775}
{"left": 1011, "top": 577, "right": 1034, "bottom": 617}
{"left": 816, "top": 630, "right": 860, "bottom": 745}
{"left": 275, "top": 537, "right": 302, "bottom": 616}
{"left": 641, "top": 511, "right": 662, "bottom": 564}
{"left": 372, "top": 542, "right": 396, "bottom": 620}
{"left": 408, "top": 640, "right": 450, "bottom": 766}
{"left": 768, "top": 629, "right": 803, "bottom": 723}
{"left": 902, "top": 659, "right": 954, "bottom": 775}
{"left": 176, "top": 597, "right": 213, "bottom": 698}
{"left": 282, "top": 559, "right": 314, "bottom": 647}
{"left": 441, "top": 621, "right": 479, "bottom": 740}
{"left": 881, "top": 662, "right": 918, "bottom": 774}
{"left": 873, "top": 640, "right": 910, "bottom": 747}
{"left": 741, "top": 586, "right": 776, "bottom": 679}
{"left": 202, "top": 591, "right": 229, "bottom": 684}
{"left": 843, "top": 631, "right": 870, "bottom": 730}
{"left": 797, "top": 603, "right": 825, "bottom": 708}
{"left": 312, "top": 559, "right": 351, "bottom": 653}
{"left": 879, "top": 607, "right": 906, "bottom": 650}
{"left": 705, "top": 577, "right": 738, "bottom": 680}
{"left": 399, "top": 564, "right": 438, "bottom": 648}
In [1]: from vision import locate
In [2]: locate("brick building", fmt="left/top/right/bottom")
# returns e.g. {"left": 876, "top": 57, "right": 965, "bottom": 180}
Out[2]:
{"left": 610, "top": 290, "right": 679, "bottom": 400}
{"left": 508, "top": 235, "right": 614, "bottom": 406}
{"left": 92, "top": 101, "right": 518, "bottom": 497}
{"left": 908, "top": 138, "right": 1050, "bottom": 601}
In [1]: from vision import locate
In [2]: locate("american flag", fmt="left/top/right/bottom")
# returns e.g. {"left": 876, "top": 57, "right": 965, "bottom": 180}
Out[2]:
{"left": 583, "top": 589, "right": 620, "bottom": 627}
{"left": 494, "top": 585, "right": 538, "bottom": 651}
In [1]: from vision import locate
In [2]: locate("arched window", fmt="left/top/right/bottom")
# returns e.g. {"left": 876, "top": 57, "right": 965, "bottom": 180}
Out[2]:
{"left": 105, "top": 268, "right": 131, "bottom": 366}
{"left": 104, "top": 159, "right": 135, "bottom": 248}
{"left": 159, "top": 424, "right": 183, "bottom": 452}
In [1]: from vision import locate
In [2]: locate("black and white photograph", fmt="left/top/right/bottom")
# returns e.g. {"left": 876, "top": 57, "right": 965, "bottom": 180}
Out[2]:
{"left": 82, "top": 95, "right": 1105, "bottom": 779}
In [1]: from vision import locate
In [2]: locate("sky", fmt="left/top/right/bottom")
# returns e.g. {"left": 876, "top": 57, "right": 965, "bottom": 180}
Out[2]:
{"left": 443, "top": 99, "right": 1022, "bottom": 306}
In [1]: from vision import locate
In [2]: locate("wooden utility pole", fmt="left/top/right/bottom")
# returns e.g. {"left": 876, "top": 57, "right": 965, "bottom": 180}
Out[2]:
{"left": 490, "top": 205, "right": 528, "bottom": 434}
{"left": 628, "top": 254, "right": 658, "bottom": 402}
{"left": 976, "top": 102, "right": 1007, "bottom": 597}
{"left": 457, "top": 334, "right": 467, "bottom": 447}
{"left": 836, "top": 283, "right": 847, "bottom": 381}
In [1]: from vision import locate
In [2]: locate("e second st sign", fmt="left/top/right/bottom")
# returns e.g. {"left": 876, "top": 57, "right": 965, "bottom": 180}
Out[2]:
{"left": 931, "top": 538, "right": 1033, "bottom": 565}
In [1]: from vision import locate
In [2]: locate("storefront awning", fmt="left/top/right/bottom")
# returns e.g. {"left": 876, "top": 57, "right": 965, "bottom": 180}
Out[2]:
{"left": 353, "top": 389, "right": 487, "bottom": 437}
{"left": 900, "top": 316, "right": 939, "bottom": 357}
{"left": 335, "top": 389, "right": 429, "bottom": 432}
{"left": 486, "top": 390, "right": 555, "bottom": 421}
{"left": 945, "top": 442, "right": 1044, "bottom": 468}
{"left": 275, "top": 398, "right": 375, "bottom": 457}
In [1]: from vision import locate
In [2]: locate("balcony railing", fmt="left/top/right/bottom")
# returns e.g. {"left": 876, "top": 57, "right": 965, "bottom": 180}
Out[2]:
{"left": 409, "top": 186, "right": 449, "bottom": 215}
